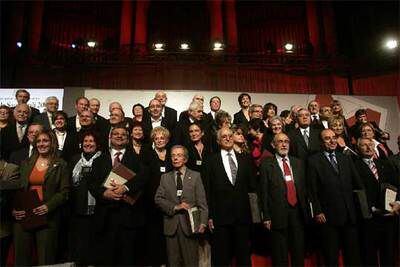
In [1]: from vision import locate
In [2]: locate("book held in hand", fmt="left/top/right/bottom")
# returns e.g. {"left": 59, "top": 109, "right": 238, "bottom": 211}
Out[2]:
{"left": 187, "top": 207, "right": 201, "bottom": 234}
{"left": 13, "top": 190, "right": 47, "bottom": 230}
{"left": 382, "top": 183, "right": 398, "bottom": 212}
{"left": 103, "top": 163, "right": 136, "bottom": 189}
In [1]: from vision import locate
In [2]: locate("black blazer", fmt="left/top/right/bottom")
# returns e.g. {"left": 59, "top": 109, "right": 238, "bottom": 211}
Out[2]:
{"left": 0, "top": 123, "right": 29, "bottom": 161}
{"left": 142, "top": 116, "right": 175, "bottom": 142}
{"left": 67, "top": 115, "right": 78, "bottom": 133}
{"left": 93, "top": 114, "right": 109, "bottom": 133}
{"left": 307, "top": 152, "right": 363, "bottom": 225}
{"left": 260, "top": 156, "right": 308, "bottom": 229}
{"left": 145, "top": 106, "right": 177, "bottom": 130}
{"left": 186, "top": 141, "right": 215, "bottom": 173}
{"left": 58, "top": 130, "right": 80, "bottom": 162}
{"left": 353, "top": 158, "right": 400, "bottom": 211}
{"left": 288, "top": 127, "right": 322, "bottom": 160}
{"left": 202, "top": 151, "right": 256, "bottom": 226}
{"left": 33, "top": 112, "right": 52, "bottom": 130}
{"left": 88, "top": 149, "right": 148, "bottom": 231}
{"left": 9, "top": 146, "right": 30, "bottom": 166}
{"left": 233, "top": 110, "right": 250, "bottom": 130}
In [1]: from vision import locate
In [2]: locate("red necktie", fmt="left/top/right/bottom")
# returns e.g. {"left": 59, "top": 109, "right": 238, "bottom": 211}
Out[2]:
{"left": 282, "top": 157, "right": 298, "bottom": 206}
{"left": 113, "top": 151, "right": 122, "bottom": 167}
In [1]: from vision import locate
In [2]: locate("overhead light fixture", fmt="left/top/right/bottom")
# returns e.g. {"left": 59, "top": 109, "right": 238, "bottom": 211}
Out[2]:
{"left": 87, "top": 41, "right": 96, "bottom": 48}
{"left": 16, "top": 42, "right": 22, "bottom": 48}
{"left": 284, "top": 43, "right": 294, "bottom": 53}
{"left": 180, "top": 43, "right": 189, "bottom": 50}
{"left": 154, "top": 43, "right": 165, "bottom": 51}
{"left": 71, "top": 44, "right": 77, "bottom": 49}
{"left": 213, "top": 42, "right": 223, "bottom": 51}
{"left": 385, "top": 39, "right": 398, "bottom": 50}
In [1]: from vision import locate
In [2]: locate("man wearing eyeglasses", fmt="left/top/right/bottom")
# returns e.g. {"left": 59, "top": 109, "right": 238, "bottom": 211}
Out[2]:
{"left": 260, "top": 133, "right": 308, "bottom": 266}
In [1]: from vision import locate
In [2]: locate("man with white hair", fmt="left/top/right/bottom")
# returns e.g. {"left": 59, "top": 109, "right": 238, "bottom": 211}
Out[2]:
{"left": 33, "top": 96, "right": 59, "bottom": 130}
{"left": 12, "top": 89, "right": 40, "bottom": 122}
{"left": 154, "top": 90, "right": 178, "bottom": 129}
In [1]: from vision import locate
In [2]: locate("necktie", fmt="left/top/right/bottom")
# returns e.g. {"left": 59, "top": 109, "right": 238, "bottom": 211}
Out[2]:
{"left": 227, "top": 152, "right": 237, "bottom": 185}
{"left": 282, "top": 157, "right": 298, "bottom": 206}
{"left": 113, "top": 151, "right": 122, "bottom": 167}
{"left": 329, "top": 153, "right": 339, "bottom": 173}
{"left": 302, "top": 129, "right": 309, "bottom": 147}
{"left": 368, "top": 159, "right": 379, "bottom": 180}
{"left": 176, "top": 171, "right": 183, "bottom": 201}
{"left": 17, "top": 125, "right": 24, "bottom": 142}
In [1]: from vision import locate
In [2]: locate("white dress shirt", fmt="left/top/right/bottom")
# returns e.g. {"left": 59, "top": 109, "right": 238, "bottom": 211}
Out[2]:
{"left": 151, "top": 116, "right": 162, "bottom": 129}
{"left": 55, "top": 130, "right": 67, "bottom": 150}
{"left": 300, "top": 126, "right": 310, "bottom": 138}
{"left": 110, "top": 148, "right": 126, "bottom": 162}
{"left": 210, "top": 110, "right": 216, "bottom": 120}
{"left": 47, "top": 112, "right": 56, "bottom": 129}
{"left": 75, "top": 115, "right": 82, "bottom": 132}
{"left": 221, "top": 149, "right": 238, "bottom": 185}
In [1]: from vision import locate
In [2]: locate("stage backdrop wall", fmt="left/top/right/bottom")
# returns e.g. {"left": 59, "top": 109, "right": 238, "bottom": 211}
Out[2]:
{"left": 85, "top": 89, "right": 400, "bottom": 153}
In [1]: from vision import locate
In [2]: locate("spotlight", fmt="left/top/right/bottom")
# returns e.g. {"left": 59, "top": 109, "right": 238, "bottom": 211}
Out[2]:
{"left": 71, "top": 44, "right": 77, "bottom": 49}
{"left": 213, "top": 42, "right": 223, "bottom": 51}
{"left": 385, "top": 39, "right": 398, "bottom": 50}
{"left": 16, "top": 42, "right": 22, "bottom": 48}
{"left": 284, "top": 43, "right": 294, "bottom": 53}
{"left": 154, "top": 43, "right": 165, "bottom": 51}
{"left": 180, "top": 43, "right": 190, "bottom": 50}
{"left": 87, "top": 41, "right": 96, "bottom": 48}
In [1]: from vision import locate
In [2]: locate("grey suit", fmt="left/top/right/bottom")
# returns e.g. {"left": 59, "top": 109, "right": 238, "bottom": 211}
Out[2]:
{"left": 155, "top": 167, "right": 208, "bottom": 267}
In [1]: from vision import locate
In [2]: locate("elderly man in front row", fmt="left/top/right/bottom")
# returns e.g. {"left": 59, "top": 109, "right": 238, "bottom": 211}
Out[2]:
{"left": 260, "top": 133, "right": 308, "bottom": 266}
{"left": 155, "top": 145, "right": 208, "bottom": 267}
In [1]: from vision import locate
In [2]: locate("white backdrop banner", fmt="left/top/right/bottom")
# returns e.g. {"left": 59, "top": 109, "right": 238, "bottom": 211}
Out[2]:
{"left": 0, "top": 88, "right": 64, "bottom": 112}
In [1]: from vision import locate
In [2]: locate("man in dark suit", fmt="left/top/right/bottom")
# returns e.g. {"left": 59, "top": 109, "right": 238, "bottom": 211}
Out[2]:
{"left": 89, "top": 98, "right": 108, "bottom": 132}
{"left": 308, "top": 100, "right": 321, "bottom": 127}
{"left": 354, "top": 137, "right": 400, "bottom": 266}
{"left": 289, "top": 108, "right": 322, "bottom": 160}
{"left": 33, "top": 96, "right": 59, "bottom": 130}
{"left": 143, "top": 99, "right": 176, "bottom": 141}
{"left": 9, "top": 123, "right": 43, "bottom": 165}
{"left": 154, "top": 91, "right": 178, "bottom": 129}
{"left": 233, "top": 93, "right": 251, "bottom": 129}
{"left": 308, "top": 129, "right": 363, "bottom": 266}
{"left": 88, "top": 125, "right": 147, "bottom": 266}
{"left": 155, "top": 145, "right": 208, "bottom": 266}
{"left": 1, "top": 103, "right": 31, "bottom": 160}
{"left": 12, "top": 89, "right": 40, "bottom": 122}
{"left": 67, "top": 96, "right": 89, "bottom": 133}
{"left": 202, "top": 127, "right": 256, "bottom": 266}
{"left": 260, "top": 132, "right": 308, "bottom": 266}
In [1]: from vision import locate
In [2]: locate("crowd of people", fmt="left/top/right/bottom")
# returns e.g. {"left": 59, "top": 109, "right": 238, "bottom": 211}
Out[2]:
{"left": 0, "top": 89, "right": 399, "bottom": 267}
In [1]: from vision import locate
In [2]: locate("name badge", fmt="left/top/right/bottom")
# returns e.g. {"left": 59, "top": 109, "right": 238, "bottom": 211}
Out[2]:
{"left": 284, "top": 175, "right": 292, "bottom": 181}
{"left": 160, "top": 167, "right": 166, "bottom": 173}
{"left": 196, "top": 160, "right": 202, "bottom": 166}
{"left": 177, "top": 190, "right": 183, "bottom": 197}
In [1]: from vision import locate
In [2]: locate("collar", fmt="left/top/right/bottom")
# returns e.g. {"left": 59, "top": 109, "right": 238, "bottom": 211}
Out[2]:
{"left": 161, "top": 107, "right": 165, "bottom": 117}
{"left": 110, "top": 148, "right": 126, "bottom": 157}
{"left": 362, "top": 157, "right": 374, "bottom": 165}
{"left": 221, "top": 149, "right": 235, "bottom": 157}
{"left": 16, "top": 122, "right": 27, "bottom": 127}
{"left": 300, "top": 126, "right": 310, "bottom": 133}
{"left": 189, "top": 117, "right": 195, "bottom": 123}
{"left": 275, "top": 153, "right": 289, "bottom": 162}
{"left": 151, "top": 116, "right": 162, "bottom": 123}
{"left": 175, "top": 166, "right": 187, "bottom": 177}
{"left": 324, "top": 150, "right": 336, "bottom": 158}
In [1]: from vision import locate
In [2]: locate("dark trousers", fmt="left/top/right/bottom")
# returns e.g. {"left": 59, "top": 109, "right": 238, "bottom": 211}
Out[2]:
{"left": 0, "top": 235, "right": 12, "bottom": 267}
{"left": 360, "top": 216, "right": 396, "bottom": 267}
{"left": 91, "top": 223, "right": 139, "bottom": 266}
{"left": 271, "top": 207, "right": 304, "bottom": 267}
{"left": 320, "top": 223, "right": 361, "bottom": 267}
{"left": 211, "top": 224, "right": 251, "bottom": 267}
{"left": 68, "top": 214, "right": 93, "bottom": 265}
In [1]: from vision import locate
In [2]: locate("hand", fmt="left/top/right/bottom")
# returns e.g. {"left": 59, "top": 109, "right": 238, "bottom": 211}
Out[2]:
{"left": 174, "top": 202, "right": 190, "bottom": 211}
{"left": 208, "top": 219, "right": 214, "bottom": 232}
{"left": 198, "top": 224, "right": 206, "bottom": 234}
{"left": 110, "top": 180, "right": 128, "bottom": 195}
{"left": 12, "top": 209, "right": 26, "bottom": 220}
{"left": 389, "top": 202, "right": 400, "bottom": 215}
{"left": 263, "top": 220, "right": 271, "bottom": 230}
{"left": 337, "top": 136, "right": 346, "bottom": 147}
{"left": 33, "top": 204, "right": 48, "bottom": 216}
{"left": 103, "top": 187, "right": 123, "bottom": 201}
{"left": 315, "top": 213, "right": 327, "bottom": 224}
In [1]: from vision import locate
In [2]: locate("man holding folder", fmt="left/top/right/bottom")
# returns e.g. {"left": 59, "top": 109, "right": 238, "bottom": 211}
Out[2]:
{"left": 155, "top": 145, "right": 208, "bottom": 267}
{"left": 88, "top": 124, "right": 147, "bottom": 266}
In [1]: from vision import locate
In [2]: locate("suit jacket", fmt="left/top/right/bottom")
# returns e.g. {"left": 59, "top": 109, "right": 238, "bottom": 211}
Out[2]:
{"left": 307, "top": 152, "right": 363, "bottom": 225}
{"left": 233, "top": 110, "right": 250, "bottom": 131}
{"left": 0, "top": 123, "right": 29, "bottom": 161}
{"left": 67, "top": 115, "right": 78, "bottom": 133}
{"left": 9, "top": 146, "right": 30, "bottom": 166}
{"left": 353, "top": 158, "right": 400, "bottom": 212}
{"left": 57, "top": 130, "right": 79, "bottom": 162}
{"left": 260, "top": 156, "right": 308, "bottom": 229}
{"left": 142, "top": 115, "right": 175, "bottom": 142}
{"left": 18, "top": 155, "right": 70, "bottom": 215}
{"left": 88, "top": 149, "right": 148, "bottom": 231}
{"left": 288, "top": 127, "right": 322, "bottom": 160}
{"left": 93, "top": 114, "right": 108, "bottom": 133}
{"left": 202, "top": 151, "right": 256, "bottom": 226}
{"left": 155, "top": 168, "right": 208, "bottom": 236}
{"left": 33, "top": 112, "right": 53, "bottom": 130}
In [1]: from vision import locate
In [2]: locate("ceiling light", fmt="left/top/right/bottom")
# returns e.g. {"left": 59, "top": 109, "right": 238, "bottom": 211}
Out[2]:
{"left": 71, "top": 44, "right": 77, "bottom": 49}
{"left": 284, "top": 43, "right": 294, "bottom": 53}
{"left": 16, "top": 42, "right": 22, "bottom": 48}
{"left": 385, "top": 39, "right": 398, "bottom": 50}
{"left": 180, "top": 43, "right": 189, "bottom": 50}
{"left": 213, "top": 42, "right": 223, "bottom": 51}
{"left": 87, "top": 41, "right": 96, "bottom": 48}
{"left": 154, "top": 43, "right": 164, "bottom": 51}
